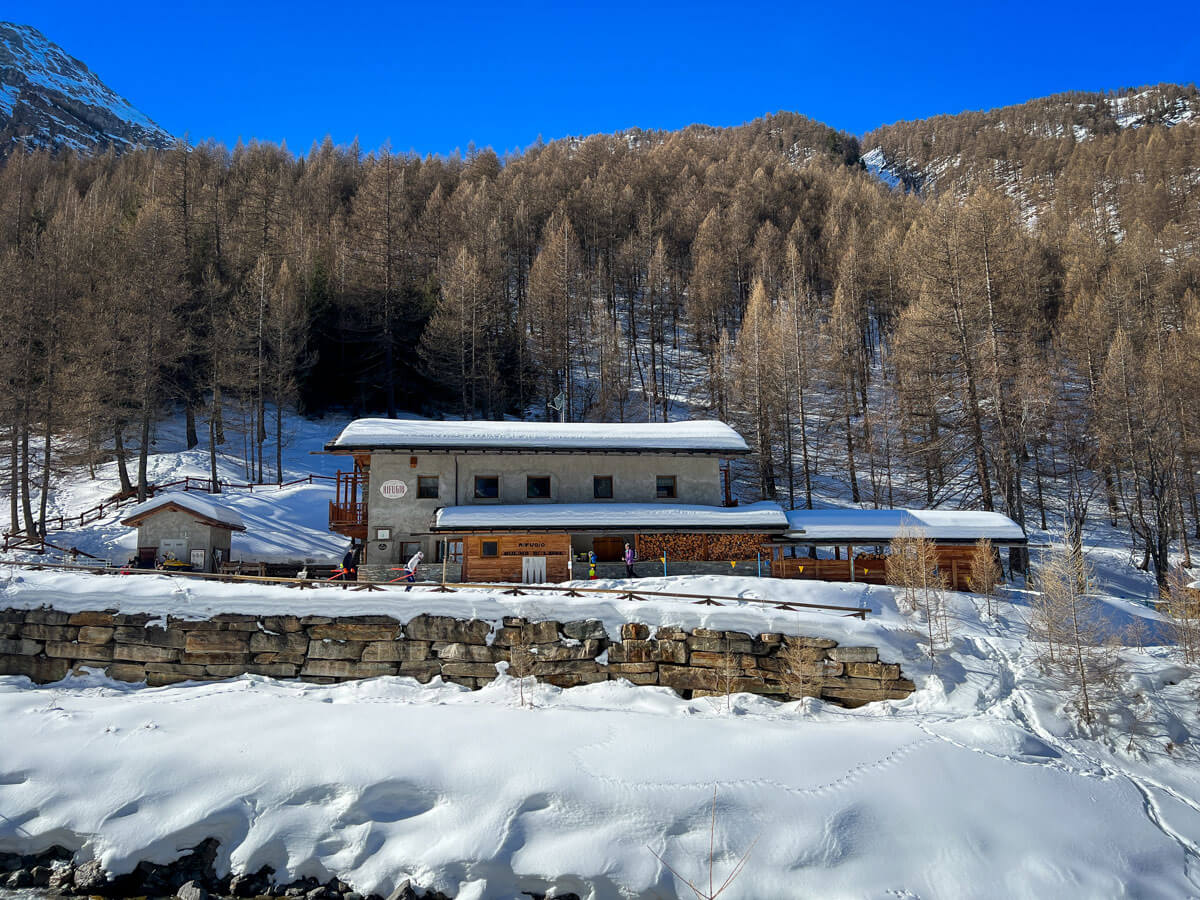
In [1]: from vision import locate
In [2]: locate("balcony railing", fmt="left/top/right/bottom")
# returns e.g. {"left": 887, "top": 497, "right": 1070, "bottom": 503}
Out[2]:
{"left": 329, "top": 470, "right": 367, "bottom": 538}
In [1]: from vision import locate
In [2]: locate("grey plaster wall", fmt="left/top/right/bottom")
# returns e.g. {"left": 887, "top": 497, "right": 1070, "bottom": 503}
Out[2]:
{"left": 133, "top": 509, "right": 233, "bottom": 572}
{"left": 362, "top": 452, "right": 722, "bottom": 564}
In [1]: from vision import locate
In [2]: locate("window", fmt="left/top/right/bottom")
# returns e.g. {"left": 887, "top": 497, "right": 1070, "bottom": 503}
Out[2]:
{"left": 400, "top": 541, "right": 421, "bottom": 560}
{"left": 436, "top": 539, "right": 463, "bottom": 563}
{"left": 527, "top": 475, "right": 552, "bottom": 499}
{"left": 593, "top": 475, "right": 613, "bottom": 499}
{"left": 481, "top": 540, "right": 499, "bottom": 558}
{"left": 474, "top": 475, "right": 499, "bottom": 499}
{"left": 656, "top": 475, "right": 677, "bottom": 499}
{"left": 417, "top": 475, "right": 439, "bottom": 499}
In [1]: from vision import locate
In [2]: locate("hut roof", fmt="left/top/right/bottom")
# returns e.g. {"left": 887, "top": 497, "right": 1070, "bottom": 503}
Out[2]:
{"left": 783, "top": 508, "right": 1026, "bottom": 544}
{"left": 433, "top": 501, "right": 787, "bottom": 533}
{"left": 326, "top": 418, "right": 749, "bottom": 455}
{"left": 120, "top": 492, "right": 247, "bottom": 532}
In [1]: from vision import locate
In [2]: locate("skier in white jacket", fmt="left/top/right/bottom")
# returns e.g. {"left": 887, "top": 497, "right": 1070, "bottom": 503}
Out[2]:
{"left": 404, "top": 549, "right": 424, "bottom": 591}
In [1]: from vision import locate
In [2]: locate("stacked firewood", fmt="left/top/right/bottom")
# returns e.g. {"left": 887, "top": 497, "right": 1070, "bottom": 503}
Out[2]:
{"left": 636, "top": 533, "right": 771, "bottom": 561}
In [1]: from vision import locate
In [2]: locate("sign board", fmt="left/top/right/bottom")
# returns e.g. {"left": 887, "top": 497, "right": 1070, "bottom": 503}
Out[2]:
{"left": 379, "top": 479, "right": 408, "bottom": 500}
{"left": 190, "top": 549, "right": 207, "bottom": 571}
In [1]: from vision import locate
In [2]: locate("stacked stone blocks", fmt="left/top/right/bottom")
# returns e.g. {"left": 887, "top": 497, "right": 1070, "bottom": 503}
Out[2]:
{"left": 0, "top": 607, "right": 914, "bottom": 706}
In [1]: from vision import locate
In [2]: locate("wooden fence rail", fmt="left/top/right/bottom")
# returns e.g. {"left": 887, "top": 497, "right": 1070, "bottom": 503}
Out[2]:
{"left": 4, "top": 472, "right": 338, "bottom": 541}
{"left": 0, "top": 558, "right": 871, "bottom": 618}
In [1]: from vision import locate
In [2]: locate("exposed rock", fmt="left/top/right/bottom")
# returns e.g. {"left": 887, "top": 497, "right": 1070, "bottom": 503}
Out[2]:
{"left": 562, "top": 619, "right": 607, "bottom": 641}
{"left": 300, "top": 659, "right": 397, "bottom": 679}
{"left": 229, "top": 866, "right": 274, "bottom": 897}
{"left": 0, "top": 637, "right": 43, "bottom": 655}
{"left": 362, "top": 640, "right": 429, "bottom": 663}
{"left": 114, "top": 625, "right": 186, "bottom": 648}
{"left": 46, "top": 640, "right": 113, "bottom": 661}
{"left": 68, "top": 611, "right": 116, "bottom": 626}
{"left": 0, "top": 606, "right": 911, "bottom": 706}
{"left": 308, "top": 623, "right": 400, "bottom": 642}
{"left": 185, "top": 631, "right": 250, "bottom": 653}
{"left": 435, "top": 642, "right": 500, "bottom": 663}
{"left": 619, "top": 622, "right": 649, "bottom": 641}
{"left": 828, "top": 646, "right": 879, "bottom": 663}
{"left": 23, "top": 609, "right": 71, "bottom": 625}
{"left": 404, "top": 614, "right": 490, "bottom": 645}
{"left": 113, "top": 642, "right": 180, "bottom": 663}
{"left": 0, "top": 653, "right": 69, "bottom": 681}
{"left": 0, "top": 23, "right": 171, "bottom": 156}
{"left": 250, "top": 632, "right": 310, "bottom": 654}
{"left": 22, "top": 623, "right": 75, "bottom": 641}
{"left": 72, "top": 859, "right": 107, "bottom": 892}
{"left": 307, "top": 640, "right": 366, "bottom": 660}
{"left": 385, "top": 880, "right": 419, "bottom": 900}
{"left": 177, "top": 879, "right": 209, "bottom": 900}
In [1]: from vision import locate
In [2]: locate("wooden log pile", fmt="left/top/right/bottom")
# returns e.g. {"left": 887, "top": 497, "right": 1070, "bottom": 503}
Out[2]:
{"left": 636, "top": 533, "right": 772, "bottom": 562}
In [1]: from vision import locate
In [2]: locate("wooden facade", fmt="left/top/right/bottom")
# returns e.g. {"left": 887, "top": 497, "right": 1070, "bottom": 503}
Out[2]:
{"left": 771, "top": 545, "right": 979, "bottom": 591}
{"left": 461, "top": 533, "right": 572, "bottom": 583}
{"left": 329, "top": 464, "right": 368, "bottom": 540}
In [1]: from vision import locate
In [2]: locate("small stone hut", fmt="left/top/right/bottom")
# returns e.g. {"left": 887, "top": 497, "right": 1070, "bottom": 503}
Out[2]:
{"left": 120, "top": 492, "right": 245, "bottom": 571}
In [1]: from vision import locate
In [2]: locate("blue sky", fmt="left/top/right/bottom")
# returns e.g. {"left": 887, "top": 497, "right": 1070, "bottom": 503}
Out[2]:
{"left": 6, "top": 0, "right": 1198, "bottom": 156}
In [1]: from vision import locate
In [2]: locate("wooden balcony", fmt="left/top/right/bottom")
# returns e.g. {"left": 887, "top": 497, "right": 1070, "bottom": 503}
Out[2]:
{"left": 329, "top": 470, "right": 367, "bottom": 539}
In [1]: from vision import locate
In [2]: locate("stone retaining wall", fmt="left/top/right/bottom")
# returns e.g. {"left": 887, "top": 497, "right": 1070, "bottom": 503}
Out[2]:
{"left": 0, "top": 608, "right": 914, "bottom": 707}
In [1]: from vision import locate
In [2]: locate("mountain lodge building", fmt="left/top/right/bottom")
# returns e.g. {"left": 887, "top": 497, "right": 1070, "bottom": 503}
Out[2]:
{"left": 324, "top": 418, "right": 1027, "bottom": 584}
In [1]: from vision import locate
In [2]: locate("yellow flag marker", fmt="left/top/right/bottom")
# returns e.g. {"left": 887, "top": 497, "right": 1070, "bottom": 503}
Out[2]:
{"left": 730, "top": 560, "right": 736, "bottom": 569}
{"left": 660, "top": 556, "right": 666, "bottom": 564}
{"left": 798, "top": 565, "right": 804, "bottom": 573}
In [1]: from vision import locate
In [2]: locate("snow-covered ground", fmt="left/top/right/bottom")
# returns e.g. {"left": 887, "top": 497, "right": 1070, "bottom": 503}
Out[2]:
{"left": 1, "top": 565, "right": 1198, "bottom": 898}
{"left": 6, "top": 414, "right": 351, "bottom": 566}
{"left": 2, "top": 412, "right": 1200, "bottom": 897}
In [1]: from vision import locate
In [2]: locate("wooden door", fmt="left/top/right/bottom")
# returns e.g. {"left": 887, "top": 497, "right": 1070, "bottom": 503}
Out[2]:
{"left": 593, "top": 536, "right": 623, "bottom": 562}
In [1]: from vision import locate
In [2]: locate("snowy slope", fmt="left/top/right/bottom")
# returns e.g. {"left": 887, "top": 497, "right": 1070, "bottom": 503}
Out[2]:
{"left": 0, "top": 571, "right": 1197, "bottom": 898}
{"left": 860, "top": 146, "right": 901, "bottom": 188}
{"left": 0, "top": 22, "right": 171, "bottom": 154}
{"left": 860, "top": 85, "right": 1200, "bottom": 193}
{"left": 5, "top": 413, "right": 351, "bottom": 565}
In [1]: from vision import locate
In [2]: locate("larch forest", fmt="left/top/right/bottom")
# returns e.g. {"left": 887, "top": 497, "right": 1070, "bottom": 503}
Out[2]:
{"left": 1, "top": 83, "right": 1198, "bottom": 586}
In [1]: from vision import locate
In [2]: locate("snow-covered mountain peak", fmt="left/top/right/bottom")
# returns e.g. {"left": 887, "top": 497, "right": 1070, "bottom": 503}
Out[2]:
{"left": 0, "top": 21, "right": 172, "bottom": 155}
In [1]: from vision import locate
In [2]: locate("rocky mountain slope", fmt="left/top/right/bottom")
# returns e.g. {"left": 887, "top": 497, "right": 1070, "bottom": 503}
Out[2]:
{"left": 861, "top": 83, "right": 1200, "bottom": 193}
{"left": 0, "top": 21, "right": 171, "bottom": 155}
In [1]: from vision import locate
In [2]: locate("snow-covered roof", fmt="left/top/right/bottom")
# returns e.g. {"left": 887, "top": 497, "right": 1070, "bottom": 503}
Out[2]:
{"left": 784, "top": 508, "right": 1026, "bottom": 544}
{"left": 120, "top": 492, "right": 247, "bottom": 532}
{"left": 327, "top": 418, "right": 749, "bottom": 455}
{"left": 433, "top": 501, "right": 788, "bottom": 532}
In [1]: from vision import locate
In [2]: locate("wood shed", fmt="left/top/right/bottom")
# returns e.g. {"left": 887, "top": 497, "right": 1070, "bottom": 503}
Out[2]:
{"left": 120, "top": 492, "right": 246, "bottom": 572}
